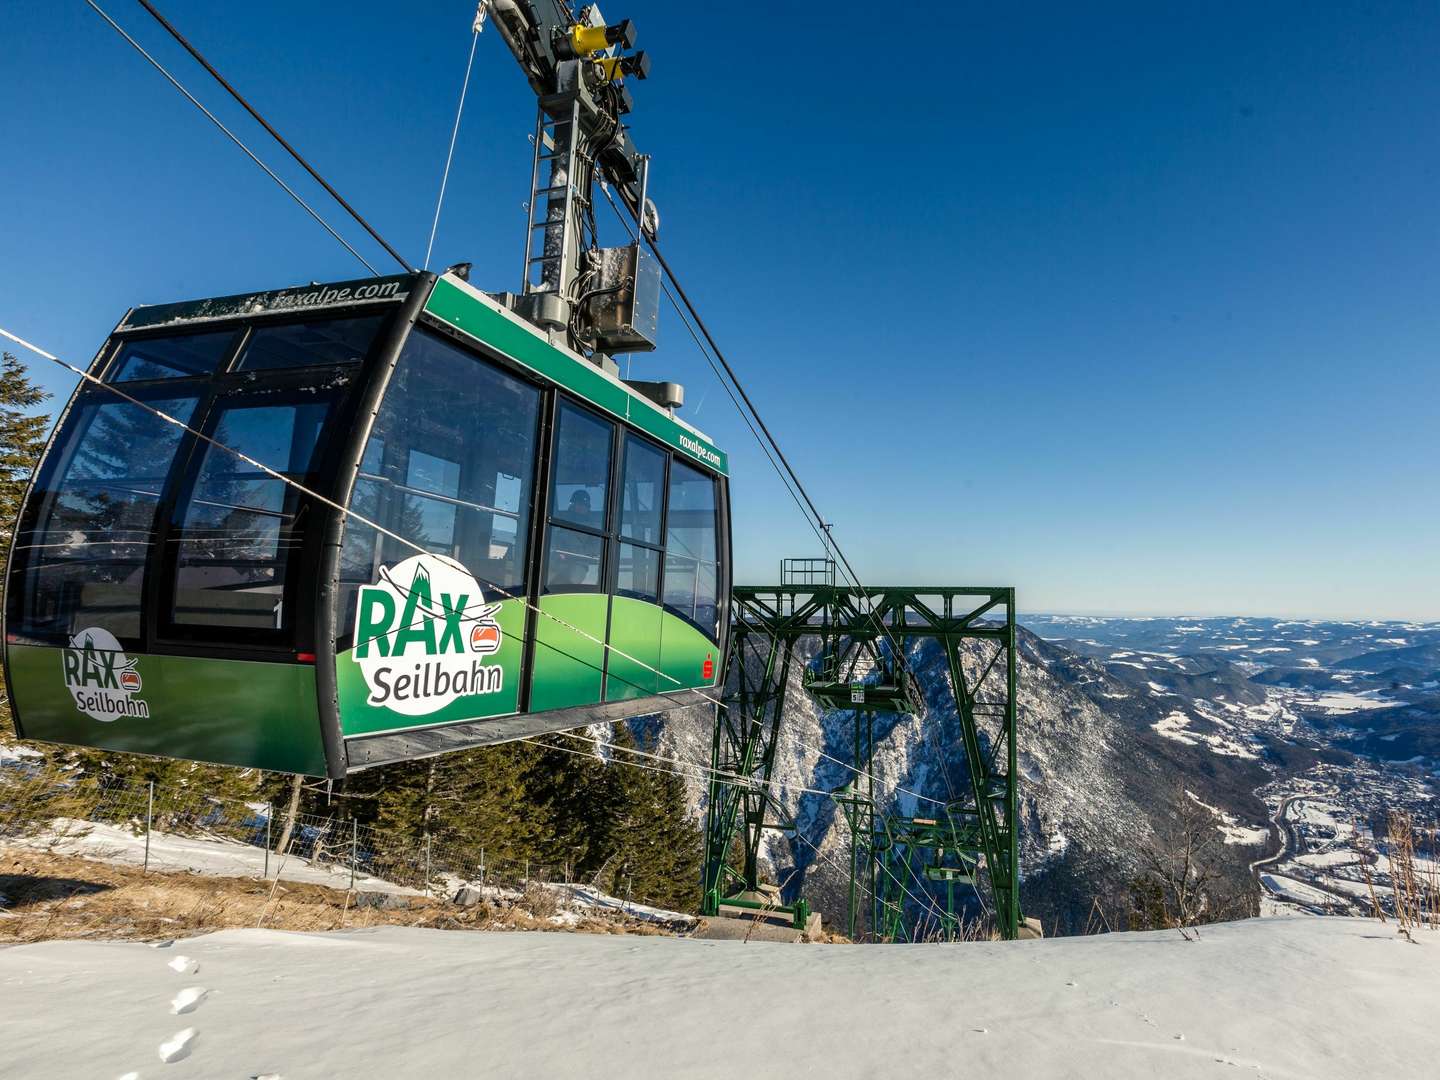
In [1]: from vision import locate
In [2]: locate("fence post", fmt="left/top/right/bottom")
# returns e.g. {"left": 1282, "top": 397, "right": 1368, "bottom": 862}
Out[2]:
{"left": 424, "top": 832, "right": 432, "bottom": 897}
{"left": 524, "top": 857, "right": 529, "bottom": 885}
{"left": 350, "top": 819, "right": 359, "bottom": 891}
{"left": 480, "top": 847, "right": 485, "bottom": 890}
{"left": 143, "top": 781, "right": 154, "bottom": 874}
{"left": 264, "top": 803, "right": 272, "bottom": 879}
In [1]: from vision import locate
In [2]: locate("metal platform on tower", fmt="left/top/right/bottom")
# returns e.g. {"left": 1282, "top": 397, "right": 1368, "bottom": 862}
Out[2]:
{"left": 702, "top": 561, "right": 1022, "bottom": 941}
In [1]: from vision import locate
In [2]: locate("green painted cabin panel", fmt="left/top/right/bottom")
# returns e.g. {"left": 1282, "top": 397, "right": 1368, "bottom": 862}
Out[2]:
{"left": 605, "top": 595, "right": 663, "bottom": 702}
{"left": 529, "top": 593, "right": 609, "bottom": 712}
{"left": 6, "top": 645, "right": 326, "bottom": 775}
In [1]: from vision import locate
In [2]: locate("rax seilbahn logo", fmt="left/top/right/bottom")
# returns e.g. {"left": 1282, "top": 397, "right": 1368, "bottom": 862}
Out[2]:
{"left": 61, "top": 626, "right": 150, "bottom": 721}
{"left": 351, "top": 554, "right": 505, "bottom": 716}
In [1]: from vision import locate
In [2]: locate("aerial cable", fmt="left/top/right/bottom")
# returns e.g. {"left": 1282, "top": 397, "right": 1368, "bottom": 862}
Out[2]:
{"left": 423, "top": 4, "right": 486, "bottom": 270}
{"left": 531, "top": 731, "right": 950, "bottom": 930}
{"left": 600, "top": 185, "right": 962, "bottom": 800}
{"left": 82, "top": 0, "right": 380, "bottom": 275}
{"left": 611, "top": 187, "right": 963, "bottom": 808}
{"left": 599, "top": 188, "right": 843, "bottom": 575}
{"left": 782, "top": 731, "right": 945, "bottom": 809}
{"left": 598, "top": 188, "right": 905, "bottom": 640}
{"left": 128, "top": 0, "right": 413, "bottom": 273}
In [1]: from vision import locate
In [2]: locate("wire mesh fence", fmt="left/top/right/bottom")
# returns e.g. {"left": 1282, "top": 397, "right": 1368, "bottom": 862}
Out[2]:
{"left": 0, "top": 761, "right": 599, "bottom": 904}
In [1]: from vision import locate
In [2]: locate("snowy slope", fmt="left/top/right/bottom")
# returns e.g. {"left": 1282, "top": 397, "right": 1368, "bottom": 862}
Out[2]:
{"left": 1, "top": 918, "right": 1434, "bottom": 1078}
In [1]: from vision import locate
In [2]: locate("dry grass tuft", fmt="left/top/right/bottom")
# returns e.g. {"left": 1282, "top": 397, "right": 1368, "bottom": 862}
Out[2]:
{"left": 0, "top": 846, "right": 679, "bottom": 944}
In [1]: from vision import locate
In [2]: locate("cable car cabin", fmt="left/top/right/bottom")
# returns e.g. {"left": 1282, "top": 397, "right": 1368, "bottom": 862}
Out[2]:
{"left": 3, "top": 272, "right": 730, "bottom": 778}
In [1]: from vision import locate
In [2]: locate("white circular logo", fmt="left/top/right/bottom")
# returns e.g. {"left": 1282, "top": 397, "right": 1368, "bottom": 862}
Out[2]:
{"left": 61, "top": 626, "right": 150, "bottom": 722}
{"left": 350, "top": 554, "right": 505, "bottom": 716}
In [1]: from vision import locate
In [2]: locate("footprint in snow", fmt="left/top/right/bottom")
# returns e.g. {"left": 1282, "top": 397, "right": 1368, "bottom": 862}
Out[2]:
{"left": 158, "top": 1028, "right": 197, "bottom": 1064}
{"left": 170, "top": 987, "right": 208, "bottom": 1015}
{"left": 148, "top": 939, "right": 175, "bottom": 949}
{"left": 167, "top": 956, "right": 198, "bottom": 975}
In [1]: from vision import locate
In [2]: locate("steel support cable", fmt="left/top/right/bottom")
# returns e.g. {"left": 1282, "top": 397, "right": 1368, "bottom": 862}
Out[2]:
{"left": 781, "top": 730, "right": 945, "bottom": 809}
{"left": 552, "top": 729, "right": 835, "bottom": 803}
{"left": 599, "top": 186, "right": 960, "bottom": 802}
{"left": 598, "top": 187, "right": 928, "bottom": 690}
{"left": 550, "top": 731, "right": 953, "bottom": 930}
{"left": 0, "top": 325, "right": 725, "bottom": 709}
{"left": 83, "top": 0, "right": 379, "bottom": 275}
{"left": 598, "top": 187, "right": 968, "bottom": 808}
{"left": 423, "top": 5, "right": 485, "bottom": 270}
{"left": 130, "top": 0, "right": 413, "bottom": 273}
{"left": 597, "top": 189, "right": 826, "bottom": 558}
{"left": 531, "top": 731, "right": 948, "bottom": 929}
{"left": 603, "top": 187, "right": 966, "bottom": 817}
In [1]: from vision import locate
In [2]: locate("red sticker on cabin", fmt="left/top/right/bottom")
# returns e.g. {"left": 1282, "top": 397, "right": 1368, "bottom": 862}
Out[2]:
{"left": 702, "top": 653, "right": 714, "bottom": 681}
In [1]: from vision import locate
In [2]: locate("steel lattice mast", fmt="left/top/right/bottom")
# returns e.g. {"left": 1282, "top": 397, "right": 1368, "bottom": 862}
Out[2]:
{"left": 703, "top": 573, "right": 1022, "bottom": 940}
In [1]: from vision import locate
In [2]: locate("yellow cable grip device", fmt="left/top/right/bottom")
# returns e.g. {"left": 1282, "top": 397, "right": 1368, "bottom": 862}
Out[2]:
{"left": 570, "top": 18, "right": 636, "bottom": 57}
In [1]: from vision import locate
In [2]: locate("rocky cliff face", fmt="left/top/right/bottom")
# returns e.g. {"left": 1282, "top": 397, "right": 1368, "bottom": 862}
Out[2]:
{"left": 625, "top": 627, "right": 1270, "bottom": 935}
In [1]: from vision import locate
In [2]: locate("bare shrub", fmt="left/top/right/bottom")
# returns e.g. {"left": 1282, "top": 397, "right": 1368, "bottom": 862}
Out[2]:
{"left": 1130, "top": 785, "right": 1256, "bottom": 937}
{"left": 520, "top": 881, "right": 560, "bottom": 919}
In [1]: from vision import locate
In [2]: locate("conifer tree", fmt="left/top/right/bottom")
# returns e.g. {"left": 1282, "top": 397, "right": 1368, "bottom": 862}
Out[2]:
{"left": 0, "top": 352, "right": 47, "bottom": 741}
{"left": 599, "top": 724, "right": 704, "bottom": 910}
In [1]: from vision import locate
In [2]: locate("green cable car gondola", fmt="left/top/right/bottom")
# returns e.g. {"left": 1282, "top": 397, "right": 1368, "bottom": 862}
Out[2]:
{"left": 2, "top": 271, "right": 729, "bottom": 778}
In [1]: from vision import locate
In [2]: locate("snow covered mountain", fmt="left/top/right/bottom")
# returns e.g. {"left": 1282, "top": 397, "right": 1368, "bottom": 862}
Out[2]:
{"left": 639, "top": 616, "right": 1440, "bottom": 934}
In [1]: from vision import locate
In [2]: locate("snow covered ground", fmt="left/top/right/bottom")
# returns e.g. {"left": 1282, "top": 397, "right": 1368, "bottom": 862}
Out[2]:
{"left": 11, "top": 818, "right": 420, "bottom": 896}
{"left": 1, "top": 918, "right": 1435, "bottom": 1078}
{"left": 7, "top": 819, "right": 694, "bottom": 928}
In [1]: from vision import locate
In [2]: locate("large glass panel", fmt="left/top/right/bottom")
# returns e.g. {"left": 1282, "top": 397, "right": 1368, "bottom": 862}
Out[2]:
{"left": 550, "top": 402, "right": 612, "bottom": 532}
{"left": 662, "top": 461, "right": 720, "bottom": 636}
{"left": 108, "top": 332, "right": 234, "bottom": 382}
{"left": 16, "top": 394, "right": 198, "bottom": 639}
{"left": 616, "top": 542, "right": 659, "bottom": 600}
{"left": 336, "top": 330, "right": 540, "bottom": 631}
{"left": 619, "top": 435, "right": 664, "bottom": 545}
{"left": 235, "top": 315, "right": 383, "bottom": 371}
{"left": 666, "top": 461, "right": 718, "bottom": 565}
{"left": 171, "top": 401, "right": 331, "bottom": 628}
{"left": 544, "top": 526, "right": 602, "bottom": 589}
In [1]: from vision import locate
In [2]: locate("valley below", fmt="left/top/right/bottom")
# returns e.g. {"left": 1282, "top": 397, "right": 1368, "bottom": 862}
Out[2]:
{"left": 648, "top": 613, "right": 1440, "bottom": 935}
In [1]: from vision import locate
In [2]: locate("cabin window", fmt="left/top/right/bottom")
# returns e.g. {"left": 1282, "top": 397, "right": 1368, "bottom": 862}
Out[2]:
{"left": 108, "top": 331, "right": 235, "bottom": 382}
{"left": 169, "top": 400, "right": 332, "bottom": 629}
{"left": 337, "top": 329, "right": 541, "bottom": 635}
{"left": 662, "top": 460, "right": 720, "bottom": 637}
{"left": 616, "top": 542, "right": 660, "bottom": 600}
{"left": 15, "top": 394, "right": 198, "bottom": 640}
{"left": 234, "top": 315, "right": 384, "bottom": 371}
{"left": 618, "top": 436, "right": 664, "bottom": 545}
{"left": 544, "top": 527, "right": 603, "bottom": 589}
{"left": 550, "top": 403, "right": 613, "bottom": 533}
{"left": 615, "top": 435, "right": 665, "bottom": 601}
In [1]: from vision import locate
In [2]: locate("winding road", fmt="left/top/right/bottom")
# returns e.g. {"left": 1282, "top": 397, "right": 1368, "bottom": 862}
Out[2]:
{"left": 1249, "top": 793, "right": 1370, "bottom": 913}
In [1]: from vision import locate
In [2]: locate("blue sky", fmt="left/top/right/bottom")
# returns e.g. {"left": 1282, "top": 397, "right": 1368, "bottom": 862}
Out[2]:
{"left": 3, "top": 2, "right": 1438, "bottom": 619}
